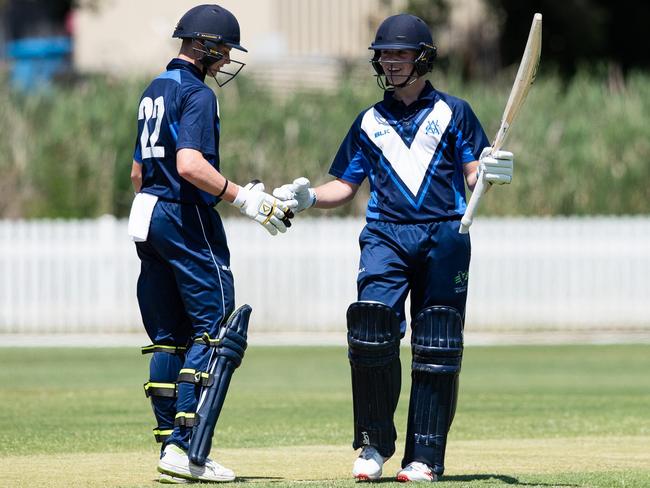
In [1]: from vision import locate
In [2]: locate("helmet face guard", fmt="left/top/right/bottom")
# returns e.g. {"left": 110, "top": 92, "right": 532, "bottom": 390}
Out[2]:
{"left": 207, "top": 56, "right": 245, "bottom": 87}
{"left": 190, "top": 34, "right": 246, "bottom": 87}
{"left": 173, "top": 5, "right": 247, "bottom": 86}
{"left": 369, "top": 14, "right": 437, "bottom": 90}
{"left": 370, "top": 44, "right": 437, "bottom": 90}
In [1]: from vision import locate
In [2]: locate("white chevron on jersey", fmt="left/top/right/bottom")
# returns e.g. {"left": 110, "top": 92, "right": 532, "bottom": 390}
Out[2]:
{"left": 360, "top": 100, "right": 452, "bottom": 196}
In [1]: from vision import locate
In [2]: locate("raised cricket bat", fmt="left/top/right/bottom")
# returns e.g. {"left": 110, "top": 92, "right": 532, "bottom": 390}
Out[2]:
{"left": 459, "top": 13, "right": 542, "bottom": 234}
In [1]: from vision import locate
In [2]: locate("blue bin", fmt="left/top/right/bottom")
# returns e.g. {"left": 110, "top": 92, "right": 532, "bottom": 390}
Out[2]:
{"left": 7, "top": 36, "right": 72, "bottom": 90}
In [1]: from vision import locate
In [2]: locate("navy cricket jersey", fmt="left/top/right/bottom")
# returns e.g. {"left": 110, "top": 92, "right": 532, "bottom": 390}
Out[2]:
{"left": 329, "top": 81, "right": 489, "bottom": 223}
{"left": 133, "top": 59, "right": 221, "bottom": 206}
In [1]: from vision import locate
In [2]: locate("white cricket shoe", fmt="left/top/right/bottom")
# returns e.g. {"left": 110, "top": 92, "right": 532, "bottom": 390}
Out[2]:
{"left": 396, "top": 461, "right": 437, "bottom": 482}
{"left": 352, "top": 446, "right": 388, "bottom": 481}
{"left": 158, "top": 472, "right": 194, "bottom": 484}
{"left": 158, "top": 444, "right": 235, "bottom": 482}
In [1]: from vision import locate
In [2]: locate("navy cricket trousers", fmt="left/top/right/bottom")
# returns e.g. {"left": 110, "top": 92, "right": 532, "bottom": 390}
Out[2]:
{"left": 357, "top": 219, "right": 471, "bottom": 333}
{"left": 136, "top": 200, "right": 235, "bottom": 451}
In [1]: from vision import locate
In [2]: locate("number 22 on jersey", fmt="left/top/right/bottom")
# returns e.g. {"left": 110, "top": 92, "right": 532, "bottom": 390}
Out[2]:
{"left": 138, "top": 96, "right": 165, "bottom": 159}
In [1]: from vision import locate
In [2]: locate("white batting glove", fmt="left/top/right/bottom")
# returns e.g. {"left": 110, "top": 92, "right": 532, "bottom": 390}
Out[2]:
{"left": 478, "top": 147, "right": 514, "bottom": 185}
{"left": 232, "top": 180, "right": 296, "bottom": 235}
{"left": 273, "top": 177, "right": 316, "bottom": 213}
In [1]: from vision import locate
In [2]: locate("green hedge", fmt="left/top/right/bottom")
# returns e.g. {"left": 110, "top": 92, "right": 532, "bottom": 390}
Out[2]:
{"left": 1, "top": 70, "right": 648, "bottom": 218}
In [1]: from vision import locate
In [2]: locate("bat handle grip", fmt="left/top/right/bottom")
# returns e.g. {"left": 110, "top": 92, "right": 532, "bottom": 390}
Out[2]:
{"left": 459, "top": 175, "right": 488, "bottom": 234}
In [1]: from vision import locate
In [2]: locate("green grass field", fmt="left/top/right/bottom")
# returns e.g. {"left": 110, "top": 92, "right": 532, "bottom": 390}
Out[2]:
{"left": 1, "top": 344, "right": 649, "bottom": 487}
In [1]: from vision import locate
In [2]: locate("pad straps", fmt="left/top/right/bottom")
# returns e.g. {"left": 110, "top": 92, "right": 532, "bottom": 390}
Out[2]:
{"left": 177, "top": 368, "right": 214, "bottom": 387}
{"left": 175, "top": 412, "right": 198, "bottom": 428}
{"left": 153, "top": 427, "right": 173, "bottom": 443}
{"left": 141, "top": 344, "right": 187, "bottom": 355}
{"left": 143, "top": 381, "right": 177, "bottom": 398}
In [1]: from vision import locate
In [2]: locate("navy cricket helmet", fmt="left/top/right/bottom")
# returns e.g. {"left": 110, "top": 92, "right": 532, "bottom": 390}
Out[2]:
{"left": 369, "top": 14, "right": 437, "bottom": 89}
{"left": 173, "top": 4, "right": 247, "bottom": 52}
{"left": 173, "top": 4, "right": 247, "bottom": 86}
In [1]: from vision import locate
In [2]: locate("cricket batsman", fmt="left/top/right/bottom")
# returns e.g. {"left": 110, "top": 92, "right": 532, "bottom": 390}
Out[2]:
{"left": 273, "top": 13, "right": 514, "bottom": 482}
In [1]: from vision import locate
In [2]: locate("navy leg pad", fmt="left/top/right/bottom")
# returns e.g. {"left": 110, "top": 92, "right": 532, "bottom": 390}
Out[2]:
{"left": 187, "top": 304, "right": 251, "bottom": 466}
{"left": 411, "top": 306, "right": 463, "bottom": 375}
{"left": 348, "top": 301, "right": 401, "bottom": 458}
{"left": 403, "top": 306, "right": 463, "bottom": 476}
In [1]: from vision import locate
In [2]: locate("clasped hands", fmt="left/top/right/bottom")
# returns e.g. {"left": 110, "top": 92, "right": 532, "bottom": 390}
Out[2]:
{"left": 235, "top": 178, "right": 315, "bottom": 235}
{"left": 234, "top": 180, "right": 295, "bottom": 236}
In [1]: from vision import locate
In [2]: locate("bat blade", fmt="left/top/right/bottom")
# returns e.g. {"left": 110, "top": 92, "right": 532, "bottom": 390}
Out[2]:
{"left": 459, "top": 13, "right": 542, "bottom": 234}
{"left": 493, "top": 12, "right": 542, "bottom": 152}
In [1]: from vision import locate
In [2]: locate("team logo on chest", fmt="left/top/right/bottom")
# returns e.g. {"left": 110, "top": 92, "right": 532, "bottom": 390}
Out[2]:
{"left": 425, "top": 118, "right": 441, "bottom": 136}
{"left": 361, "top": 100, "right": 452, "bottom": 208}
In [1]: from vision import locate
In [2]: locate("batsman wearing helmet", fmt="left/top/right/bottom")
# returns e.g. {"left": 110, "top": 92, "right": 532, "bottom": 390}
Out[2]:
{"left": 129, "top": 4, "right": 295, "bottom": 483}
{"left": 274, "top": 14, "right": 514, "bottom": 482}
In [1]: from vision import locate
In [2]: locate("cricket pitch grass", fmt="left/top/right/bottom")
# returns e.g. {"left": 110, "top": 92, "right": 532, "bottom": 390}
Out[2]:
{"left": 1, "top": 344, "right": 648, "bottom": 487}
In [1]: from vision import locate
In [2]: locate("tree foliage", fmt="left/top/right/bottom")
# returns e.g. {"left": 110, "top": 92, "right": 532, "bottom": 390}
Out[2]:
{"left": 486, "top": 0, "right": 650, "bottom": 76}
{"left": 406, "top": 0, "right": 649, "bottom": 78}
{"left": 1, "top": 71, "right": 649, "bottom": 219}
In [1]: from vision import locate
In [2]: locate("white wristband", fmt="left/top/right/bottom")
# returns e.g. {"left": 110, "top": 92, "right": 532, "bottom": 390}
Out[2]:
{"left": 308, "top": 188, "right": 317, "bottom": 208}
{"left": 232, "top": 186, "right": 249, "bottom": 208}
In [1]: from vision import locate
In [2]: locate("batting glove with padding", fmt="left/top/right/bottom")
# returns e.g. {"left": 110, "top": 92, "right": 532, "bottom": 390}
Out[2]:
{"left": 478, "top": 147, "right": 514, "bottom": 185}
{"left": 233, "top": 180, "right": 296, "bottom": 235}
{"left": 273, "top": 177, "right": 316, "bottom": 213}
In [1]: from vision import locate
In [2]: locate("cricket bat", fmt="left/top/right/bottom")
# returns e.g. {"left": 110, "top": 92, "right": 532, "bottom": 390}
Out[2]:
{"left": 459, "top": 13, "right": 542, "bottom": 234}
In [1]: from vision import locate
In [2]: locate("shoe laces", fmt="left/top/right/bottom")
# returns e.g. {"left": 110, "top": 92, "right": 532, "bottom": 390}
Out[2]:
{"left": 406, "top": 461, "right": 432, "bottom": 474}
{"left": 205, "top": 458, "right": 227, "bottom": 472}
{"left": 359, "top": 446, "right": 380, "bottom": 460}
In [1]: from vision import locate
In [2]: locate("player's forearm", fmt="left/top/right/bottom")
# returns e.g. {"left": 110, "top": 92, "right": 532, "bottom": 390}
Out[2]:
{"left": 131, "top": 161, "right": 143, "bottom": 193}
{"left": 464, "top": 160, "right": 492, "bottom": 193}
{"left": 464, "top": 161, "right": 482, "bottom": 192}
{"left": 178, "top": 160, "right": 228, "bottom": 196}
{"left": 463, "top": 161, "right": 478, "bottom": 190}
{"left": 176, "top": 148, "right": 237, "bottom": 201}
{"left": 313, "top": 179, "right": 358, "bottom": 209}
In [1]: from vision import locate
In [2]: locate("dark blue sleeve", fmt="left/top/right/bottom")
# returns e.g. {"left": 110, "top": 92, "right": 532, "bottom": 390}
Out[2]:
{"left": 133, "top": 137, "right": 143, "bottom": 163}
{"left": 176, "top": 87, "right": 218, "bottom": 157}
{"left": 455, "top": 100, "right": 490, "bottom": 164}
{"left": 328, "top": 115, "right": 367, "bottom": 184}
{"left": 133, "top": 100, "right": 144, "bottom": 163}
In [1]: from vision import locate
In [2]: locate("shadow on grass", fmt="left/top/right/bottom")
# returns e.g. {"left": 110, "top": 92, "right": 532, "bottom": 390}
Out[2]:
{"left": 230, "top": 474, "right": 580, "bottom": 486}
{"left": 442, "top": 473, "right": 579, "bottom": 486}
{"left": 296, "top": 475, "right": 538, "bottom": 485}
{"left": 234, "top": 476, "right": 285, "bottom": 482}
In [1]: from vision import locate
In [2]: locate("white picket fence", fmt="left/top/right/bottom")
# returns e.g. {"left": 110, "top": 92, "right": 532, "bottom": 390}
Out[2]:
{"left": 1, "top": 216, "right": 649, "bottom": 333}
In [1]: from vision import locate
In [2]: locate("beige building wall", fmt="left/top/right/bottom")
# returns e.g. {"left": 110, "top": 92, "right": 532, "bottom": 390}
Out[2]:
{"left": 74, "top": 0, "right": 405, "bottom": 76}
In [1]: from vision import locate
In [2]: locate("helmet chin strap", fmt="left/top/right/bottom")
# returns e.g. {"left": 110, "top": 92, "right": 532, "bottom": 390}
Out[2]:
{"left": 192, "top": 42, "right": 224, "bottom": 68}
{"left": 387, "top": 65, "right": 418, "bottom": 89}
